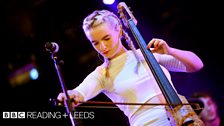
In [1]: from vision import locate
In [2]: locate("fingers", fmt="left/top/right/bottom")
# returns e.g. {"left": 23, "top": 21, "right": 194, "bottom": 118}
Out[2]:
{"left": 147, "top": 38, "right": 169, "bottom": 54}
{"left": 147, "top": 38, "right": 165, "bottom": 49}
{"left": 57, "top": 90, "right": 83, "bottom": 108}
{"left": 147, "top": 39, "right": 154, "bottom": 49}
{"left": 57, "top": 90, "right": 76, "bottom": 102}
{"left": 57, "top": 92, "right": 66, "bottom": 102}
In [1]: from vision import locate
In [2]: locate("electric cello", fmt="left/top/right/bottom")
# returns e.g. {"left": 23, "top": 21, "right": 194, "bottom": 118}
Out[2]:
{"left": 117, "top": 2, "right": 204, "bottom": 126}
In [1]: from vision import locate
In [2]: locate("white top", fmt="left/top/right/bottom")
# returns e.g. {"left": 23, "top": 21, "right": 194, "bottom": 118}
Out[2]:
{"left": 74, "top": 49, "right": 186, "bottom": 125}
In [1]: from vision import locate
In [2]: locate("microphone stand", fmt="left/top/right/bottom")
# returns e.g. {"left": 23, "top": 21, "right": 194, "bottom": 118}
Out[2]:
{"left": 51, "top": 54, "right": 75, "bottom": 126}
{"left": 45, "top": 42, "right": 83, "bottom": 126}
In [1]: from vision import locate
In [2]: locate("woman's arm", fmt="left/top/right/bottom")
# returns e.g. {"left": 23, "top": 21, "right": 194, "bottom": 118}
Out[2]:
{"left": 57, "top": 66, "right": 105, "bottom": 106}
{"left": 147, "top": 38, "right": 204, "bottom": 72}
{"left": 168, "top": 47, "right": 204, "bottom": 72}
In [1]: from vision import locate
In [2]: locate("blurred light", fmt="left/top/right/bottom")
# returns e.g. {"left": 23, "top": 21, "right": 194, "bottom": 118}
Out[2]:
{"left": 8, "top": 62, "right": 38, "bottom": 87}
{"left": 29, "top": 68, "right": 39, "bottom": 80}
{"left": 103, "top": 0, "right": 115, "bottom": 5}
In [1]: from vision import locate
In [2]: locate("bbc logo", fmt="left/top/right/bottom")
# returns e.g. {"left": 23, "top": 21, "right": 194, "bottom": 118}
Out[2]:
{"left": 3, "top": 112, "right": 25, "bottom": 119}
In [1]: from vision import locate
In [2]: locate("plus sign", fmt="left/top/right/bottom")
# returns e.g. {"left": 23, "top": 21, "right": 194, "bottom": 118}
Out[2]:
{"left": 62, "top": 113, "right": 68, "bottom": 118}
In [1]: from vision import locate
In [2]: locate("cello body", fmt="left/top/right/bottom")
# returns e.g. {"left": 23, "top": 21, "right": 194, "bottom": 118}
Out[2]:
{"left": 166, "top": 95, "right": 204, "bottom": 126}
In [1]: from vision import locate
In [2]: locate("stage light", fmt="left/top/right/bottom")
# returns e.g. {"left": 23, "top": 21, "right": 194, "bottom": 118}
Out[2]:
{"left": 8, "top": 62, "right": 39, "bottom": 87}
{"left": 103, "top": 0, "right": 115, "bottom": 5}
{"left": 30, "top": 68, "right": 39, "bottom": 80}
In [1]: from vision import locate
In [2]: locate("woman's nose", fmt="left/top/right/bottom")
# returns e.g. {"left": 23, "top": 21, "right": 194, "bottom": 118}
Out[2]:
{"left": 100, "top": 41, "right": 107, "bottom": 50}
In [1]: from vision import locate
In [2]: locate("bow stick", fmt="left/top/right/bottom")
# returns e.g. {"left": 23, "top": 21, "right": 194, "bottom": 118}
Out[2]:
{"left": 49, "top": 98, "right": 203, "bottom": 111}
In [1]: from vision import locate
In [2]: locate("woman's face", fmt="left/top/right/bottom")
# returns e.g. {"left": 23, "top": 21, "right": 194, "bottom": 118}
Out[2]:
{"left": 85, "top": 22, "right": 123, "bottom": 59}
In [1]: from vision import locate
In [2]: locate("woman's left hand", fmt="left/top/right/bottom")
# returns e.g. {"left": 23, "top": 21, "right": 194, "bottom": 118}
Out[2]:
{"left": 147, "top": 38, "right": 171, "bottom": 54}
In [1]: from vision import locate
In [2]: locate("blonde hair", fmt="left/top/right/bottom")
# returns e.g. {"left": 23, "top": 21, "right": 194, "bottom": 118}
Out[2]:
{"left": 83, "top": 10, "right": 121, "bottom": 32}
{"left": 83, "top": 10, "right": 140, "bottom": 77}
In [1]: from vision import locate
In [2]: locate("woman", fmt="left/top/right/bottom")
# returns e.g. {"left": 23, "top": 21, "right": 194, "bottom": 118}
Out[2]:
{"left": 57, "top": 10, "right": 204, "bottom": 126}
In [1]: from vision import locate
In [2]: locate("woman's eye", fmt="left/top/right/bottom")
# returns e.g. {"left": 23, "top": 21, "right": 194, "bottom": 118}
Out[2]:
{"left": 104, "top": 37, "right": 110, "bottom": 41}
{"left": 93, "top": 42, "right": 98, "bottom": 45}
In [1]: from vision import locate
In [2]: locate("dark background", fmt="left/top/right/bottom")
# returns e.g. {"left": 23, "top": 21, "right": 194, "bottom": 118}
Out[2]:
{"left": 0, "top": 0, "right": 223, "bottom": 125}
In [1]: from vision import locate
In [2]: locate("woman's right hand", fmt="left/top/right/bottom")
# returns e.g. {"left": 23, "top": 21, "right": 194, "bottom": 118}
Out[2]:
{"left": 57, "top": 90, "right": 83, "bottom": 107}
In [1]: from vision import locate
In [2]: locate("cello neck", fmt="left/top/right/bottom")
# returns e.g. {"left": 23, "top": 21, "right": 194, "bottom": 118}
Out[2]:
{"left": 118, "top": 2, "right": 182, "bottom": 107}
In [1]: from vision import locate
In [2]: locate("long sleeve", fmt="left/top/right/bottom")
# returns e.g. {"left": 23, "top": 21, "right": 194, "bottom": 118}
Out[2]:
{"left": 154, "top": 53, "right": 187, "bottom": 72}
{"left": 74, "top": 66, "right": 105, "bottom": 101}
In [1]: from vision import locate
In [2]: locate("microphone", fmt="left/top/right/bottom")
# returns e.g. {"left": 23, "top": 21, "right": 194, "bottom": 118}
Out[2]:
{"left": 45, "top": 42, "right": 59, "bottom": 53}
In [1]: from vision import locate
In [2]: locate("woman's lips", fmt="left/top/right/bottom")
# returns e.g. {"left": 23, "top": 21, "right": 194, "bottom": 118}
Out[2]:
{"left": 103, "top": 50, "right": 109, "bottom": 54}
